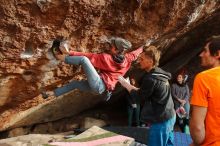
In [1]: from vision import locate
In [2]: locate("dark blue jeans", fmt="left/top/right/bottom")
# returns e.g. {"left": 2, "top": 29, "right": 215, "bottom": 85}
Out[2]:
{"left": 184, "top": 101, "right": 190, "bottom": 119}
{"left": 127, "top": 104, "right": 140, "bottom": 127}
{"left": 148, "top": 115, "right": 176, "bottom": 146}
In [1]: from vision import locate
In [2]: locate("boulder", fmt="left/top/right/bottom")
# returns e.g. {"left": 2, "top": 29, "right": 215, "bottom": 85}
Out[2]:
{"left": 80, "top": 117, "right": 108, "bottom": 129}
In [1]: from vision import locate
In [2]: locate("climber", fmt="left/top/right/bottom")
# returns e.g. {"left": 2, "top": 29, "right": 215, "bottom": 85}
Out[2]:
{"left": 41, "top": 37, "right": 143, "bottom": 101}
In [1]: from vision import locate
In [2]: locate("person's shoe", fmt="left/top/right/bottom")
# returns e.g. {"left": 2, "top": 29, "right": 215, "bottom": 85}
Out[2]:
{"left": 41, "top": 91, "right": 49, "bottom": 99}
{"left": 51, "top": 39, "right": 62, "bottom": 56}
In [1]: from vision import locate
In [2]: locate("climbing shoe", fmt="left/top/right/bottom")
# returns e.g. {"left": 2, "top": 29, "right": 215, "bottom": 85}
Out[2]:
{"left": 51, "top": 39, "right": 62, "bottom": 56}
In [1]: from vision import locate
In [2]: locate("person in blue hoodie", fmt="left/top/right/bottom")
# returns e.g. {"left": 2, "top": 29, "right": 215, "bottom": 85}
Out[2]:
{"left": 119, "top": 45, "right": 176, "bottom": 146}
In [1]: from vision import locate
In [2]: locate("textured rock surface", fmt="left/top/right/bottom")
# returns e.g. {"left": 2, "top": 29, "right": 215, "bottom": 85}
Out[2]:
{"left": 0, "top": 133, "right": 66, "bottom": 146}
{"left": 0, "top": 126, "right": 134, "bottom": 146}
{"left": 0, "top": 0, "right": 220, "bottom": 132}
{"left": 80, "top": 117, "right": 108, "bottom": 129}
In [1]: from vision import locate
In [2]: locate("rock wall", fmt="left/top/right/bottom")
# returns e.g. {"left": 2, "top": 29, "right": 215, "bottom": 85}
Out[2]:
{"left": 0, "top": 0, "right": 220, "bottom": 132}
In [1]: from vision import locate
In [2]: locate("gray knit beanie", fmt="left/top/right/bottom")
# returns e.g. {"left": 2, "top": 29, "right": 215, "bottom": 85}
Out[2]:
{"left": 108, "top": 37, "right": 132, "bottom": 51}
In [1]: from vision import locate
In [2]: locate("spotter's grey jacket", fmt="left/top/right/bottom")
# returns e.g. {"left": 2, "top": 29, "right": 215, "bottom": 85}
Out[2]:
{"left": 130, "top": 67, "right": 175, "bottom": 123}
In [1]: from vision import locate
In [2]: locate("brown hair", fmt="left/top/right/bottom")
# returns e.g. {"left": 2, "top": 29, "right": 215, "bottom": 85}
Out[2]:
{"left": 143, "top": 45, "right": 161, "bottom": 67}
{"left": 205, "top": 35, "right": 220, "bottom": 56}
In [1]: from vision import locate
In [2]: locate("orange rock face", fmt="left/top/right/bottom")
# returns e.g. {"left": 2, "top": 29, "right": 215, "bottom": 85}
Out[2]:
{"left": 0, "top": 0, "right": 219, "bottom": 131}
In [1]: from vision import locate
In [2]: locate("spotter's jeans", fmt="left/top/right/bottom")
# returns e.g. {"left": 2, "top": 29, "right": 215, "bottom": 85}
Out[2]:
{"left": 54, "top": 56, "right": 106, "bottom": 96}
{"left": 148, "top": 115, "right": 176, "bottom": 146}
